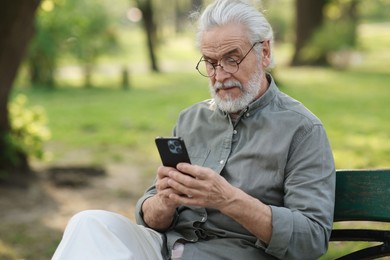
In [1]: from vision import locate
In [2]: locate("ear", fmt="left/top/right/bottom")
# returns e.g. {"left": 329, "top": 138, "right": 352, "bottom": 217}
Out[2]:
{"left": 261, "top": 40, "right": 271, "bottom": 68}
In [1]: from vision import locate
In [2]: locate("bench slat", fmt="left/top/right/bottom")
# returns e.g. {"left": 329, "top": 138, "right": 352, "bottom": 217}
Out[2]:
{"left": 334, "top": 169, "right": 390, "bottom": 222}
{"left": 330, "top": 169, "right": 390, "bottom": 259}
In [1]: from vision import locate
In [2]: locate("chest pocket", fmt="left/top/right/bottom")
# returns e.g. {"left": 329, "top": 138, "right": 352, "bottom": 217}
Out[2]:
{"left": 187, "top": 146, "right": 210, "bottom": 167}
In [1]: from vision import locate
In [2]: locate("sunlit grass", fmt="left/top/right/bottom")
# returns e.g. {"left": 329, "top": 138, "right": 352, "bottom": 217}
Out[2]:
{"left": 14, "top": 72, "right": 210, "bottom": 166}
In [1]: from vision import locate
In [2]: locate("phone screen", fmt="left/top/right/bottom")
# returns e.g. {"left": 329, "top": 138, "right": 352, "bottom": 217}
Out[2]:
{"left": 155, "top": 137, "right": 191, "bottom": 167}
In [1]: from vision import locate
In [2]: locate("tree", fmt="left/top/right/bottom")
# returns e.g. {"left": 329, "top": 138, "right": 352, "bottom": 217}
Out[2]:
{"left": 291, "top": 0, "right": 361, "bottom": 67}
{"left": 330, "top": 0, "right": 359, "bottom": 48}
{"left": 291, "top": 0, "right": 328, "bottom": 66}
{"left": 28, "top": 0, "right": 120, "bottom": 88}
{"left": 305, "top": 0, "right": 360, "bottom": 68}
{"left": 65, "top": 0, "right": 120, "bottom": 87}
{"left": 133, "top": 0, "right": 204, "bottom": 73}
{"left": 136, "top": 0, "right": 160, "bottom": 72}
{"left": 0, "top": 0, "right": 41, "bottom": 179}
{"left": 28, "top": 0, "right": 68, "bottom": 88}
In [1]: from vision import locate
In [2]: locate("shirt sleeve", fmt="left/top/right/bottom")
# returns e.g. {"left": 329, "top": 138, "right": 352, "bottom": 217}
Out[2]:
{"left": 265, "top": 124, "right": 335, "bottom": 259}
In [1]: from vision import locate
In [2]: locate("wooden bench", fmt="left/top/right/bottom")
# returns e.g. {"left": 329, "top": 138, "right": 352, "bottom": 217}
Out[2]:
{"left": 330, "top": 169, "right": 390, "bottom": 259}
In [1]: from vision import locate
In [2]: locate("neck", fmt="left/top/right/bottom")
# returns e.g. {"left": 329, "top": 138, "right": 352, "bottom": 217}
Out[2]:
{"left": 229, "top": 111, "right": 241, "bottom": 119}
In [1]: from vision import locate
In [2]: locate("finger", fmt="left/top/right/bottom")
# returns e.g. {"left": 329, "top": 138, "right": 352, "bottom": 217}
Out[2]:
{"left": 168, "top": 193, "right": 200, "bottom": 206}
{"left": 167, "top": 177, "right": 194, "bottom": 198}
{"left": 155, "top": 178, "right": 170, "bottom": 192}
{"left": 176, "top": 163, "right": 209, "bottom": 180}
{"left": 157, "top": 165, "right": 176, "bottom": 179}
{"left": 159, "top": 187, "right": 182, "bottom": 196}
{"left": 175, "top": 163, "right": 196, "bottom": 177}
{"left": 168, "top": 169, "right": 200, "bottom": 189}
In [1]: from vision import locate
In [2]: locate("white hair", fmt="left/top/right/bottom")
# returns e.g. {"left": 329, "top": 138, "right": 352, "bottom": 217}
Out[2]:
{"left": 194, "top": 0, "right": 275, "bottom": 70}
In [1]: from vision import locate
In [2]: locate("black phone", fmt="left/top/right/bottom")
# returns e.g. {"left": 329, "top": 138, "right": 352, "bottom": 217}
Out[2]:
{"left": 155, "top": 137, "right": 191, "bottom": 167}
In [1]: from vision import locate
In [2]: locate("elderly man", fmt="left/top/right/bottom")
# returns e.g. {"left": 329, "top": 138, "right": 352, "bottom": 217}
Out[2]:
{"left": 53, "top": 0, "right": 335, "bottom": 259}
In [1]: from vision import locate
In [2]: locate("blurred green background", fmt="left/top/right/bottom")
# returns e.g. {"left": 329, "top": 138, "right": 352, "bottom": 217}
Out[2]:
{"left": 1, "top": 0, "right": 390, "bottom": 259}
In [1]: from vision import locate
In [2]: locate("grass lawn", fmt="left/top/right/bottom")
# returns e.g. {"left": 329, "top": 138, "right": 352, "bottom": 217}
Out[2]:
{"left": 4, "top": 22, "right": 390, "bottom": 259}
{"left": 15, "top": 60, "right": 390, "bottom": 171}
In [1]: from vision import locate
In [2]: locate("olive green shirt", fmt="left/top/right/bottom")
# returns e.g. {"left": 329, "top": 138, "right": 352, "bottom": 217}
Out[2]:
{"left": 136, "top": 75, "right": 335, "bottom": 259}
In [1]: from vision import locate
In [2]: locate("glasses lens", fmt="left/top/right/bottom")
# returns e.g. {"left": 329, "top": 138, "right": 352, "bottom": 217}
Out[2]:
{"left": 220, "top": 57, "right": 239, "bottom": 74}
{"left": 196, "top": 57, "right": 240, "bottom": 77}
{"left": 197, "top": 60, "right": 214, "bottom": 77}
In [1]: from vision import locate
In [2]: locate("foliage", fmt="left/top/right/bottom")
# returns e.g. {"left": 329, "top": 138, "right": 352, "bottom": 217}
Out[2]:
{"left": 7, "top": 94, "right": 51, "bottom": 163}
{"left": 27, "top": 0, "right": 72, "bottom": 87}
{"left": 300, "top": 0, "right": 359, "bottom": 65}
{"left": 28, "top": 0, "right": 122, "bottom": 88}
{"left": 65, "top": 0, "right": 120, "bottom": 86}
{"left": 262, "top": 0, "right": 294, "bottom": 42}
{"left": 360, "top": 0, "right": 390, "bottom": 22}
{"left": 301, "top": 20, "right": 356, "bottom": 62}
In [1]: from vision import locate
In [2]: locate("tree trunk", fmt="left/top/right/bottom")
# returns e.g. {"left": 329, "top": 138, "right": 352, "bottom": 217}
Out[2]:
{"left": 29, "top": 50, "right": 56, "bottom": 88}
{"left": 345, "top": 0, "right": 359, "bottom": 47}
{"left": 291, "top": 0, "right": 327, "bottom": 66}
{"left": 84, "top": 64, "right": 93, "bottom": 88}
{"left": 0, "top": 0, "right": 41, "bottom": 179}
{"left": 29, "top": 53, "right": 56, "bottom": 88}
{"left": 136, "top": 0, "right": 160, "bottom": 72}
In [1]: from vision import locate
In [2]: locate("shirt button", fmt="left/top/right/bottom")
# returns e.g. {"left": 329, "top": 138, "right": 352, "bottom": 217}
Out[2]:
{"left": 233, "top": 130, "right": 237, "bottom": 135}
{"left": 219, "top": 160, "right": 224, "bottom": 165}
{"left": 246, "top": 112, "right": 250, "bottom": 117}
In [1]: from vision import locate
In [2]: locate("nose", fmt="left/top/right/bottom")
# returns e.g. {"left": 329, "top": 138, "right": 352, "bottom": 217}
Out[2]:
{"left": 214, "top": 65, "right": 231, "bottom": 82}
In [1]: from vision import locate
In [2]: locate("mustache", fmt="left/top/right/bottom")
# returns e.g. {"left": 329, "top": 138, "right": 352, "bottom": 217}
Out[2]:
{"left": 213, "top": 80, "right": 243, "bottom": 90}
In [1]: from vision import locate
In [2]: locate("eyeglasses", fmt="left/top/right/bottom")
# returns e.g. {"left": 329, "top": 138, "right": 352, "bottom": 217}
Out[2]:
{"left": 195, "top": 41, "right": 263, "bottom": 77}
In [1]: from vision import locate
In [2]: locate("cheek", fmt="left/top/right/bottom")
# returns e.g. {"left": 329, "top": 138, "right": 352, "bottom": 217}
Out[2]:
{"left": 208, "top": 78, "right": 217, "bottom": 90}
{"left": 209, "top": 77, "right": 216, "bottom": 85}
{"left": 236, "top": 65, "right": 260, "bottom": 86}
{"left": 231, "top": 72, "right": 248, "bottom": 87}
{"left": 239, "top": 56, "right": 260, "bottom": 78}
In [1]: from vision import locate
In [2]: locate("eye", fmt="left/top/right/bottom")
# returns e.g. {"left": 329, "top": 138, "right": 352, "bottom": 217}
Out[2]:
{"left": 223, "top": 56, "right": 239, "bottom": 65}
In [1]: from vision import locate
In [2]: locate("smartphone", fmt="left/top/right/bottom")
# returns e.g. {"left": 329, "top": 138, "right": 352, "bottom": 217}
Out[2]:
{"left": 155, "top": 137, "right": 191, "bottom": 167}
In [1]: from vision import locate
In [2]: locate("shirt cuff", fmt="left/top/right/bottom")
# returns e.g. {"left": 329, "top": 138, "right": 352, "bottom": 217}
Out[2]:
{"left": 265, "top": 206, "right": 293, "bottom": 259}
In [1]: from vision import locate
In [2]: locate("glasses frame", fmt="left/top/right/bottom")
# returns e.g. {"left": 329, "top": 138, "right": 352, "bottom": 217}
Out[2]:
{"left": 195, "top": 41, "right": 264, "bottom": 77}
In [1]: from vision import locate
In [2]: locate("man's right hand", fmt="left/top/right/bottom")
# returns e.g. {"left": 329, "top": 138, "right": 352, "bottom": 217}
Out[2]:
{"left": 155, "top": 165, "right": 185, "bottom": 208}
{"left": 141, "top": 166, "right": 183, "bottom": 231}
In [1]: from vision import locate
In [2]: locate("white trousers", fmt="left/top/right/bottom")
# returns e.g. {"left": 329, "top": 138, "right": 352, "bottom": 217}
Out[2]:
{"left": 52, "top": 210, "right": 164, "bottom": 260}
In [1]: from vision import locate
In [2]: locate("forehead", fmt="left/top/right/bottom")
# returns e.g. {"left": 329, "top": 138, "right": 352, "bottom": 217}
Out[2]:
{"left": 201, "top": 23, "right": 250, "bottom": 58}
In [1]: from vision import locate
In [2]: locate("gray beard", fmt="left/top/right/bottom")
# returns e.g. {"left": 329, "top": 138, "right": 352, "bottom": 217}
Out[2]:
{"left": 209, "top": 70, "right": 263, "bottom": 114}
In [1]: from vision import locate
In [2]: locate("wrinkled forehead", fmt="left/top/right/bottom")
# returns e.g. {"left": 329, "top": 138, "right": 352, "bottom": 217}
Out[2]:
{"left": 200, "top": 23, "right": 250, "bottom": 58}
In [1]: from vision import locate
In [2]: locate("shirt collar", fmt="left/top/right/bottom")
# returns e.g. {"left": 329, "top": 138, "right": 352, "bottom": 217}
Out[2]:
{"left": 209, "top": 73, "right": 278, "bottom": 118}
{"left": 245, "top": 73, "right": 277, "bottom": 113}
